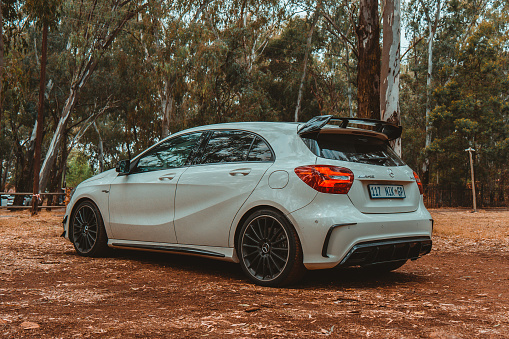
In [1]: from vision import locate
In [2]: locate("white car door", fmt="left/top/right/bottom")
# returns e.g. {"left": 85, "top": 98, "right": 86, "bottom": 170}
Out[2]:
{"left": 174, "top": 130, "right": 274, "bottom": 247}
{"left": 108, "top": 132, "right": 204, "bottom": 243}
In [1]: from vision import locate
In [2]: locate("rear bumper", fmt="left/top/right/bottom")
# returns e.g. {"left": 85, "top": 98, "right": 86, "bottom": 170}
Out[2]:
{"left": 337, "top": 236, "right": 432, "bottom": 267}
{"left": 287, "top": 194, "right": 433, "bottom": 270}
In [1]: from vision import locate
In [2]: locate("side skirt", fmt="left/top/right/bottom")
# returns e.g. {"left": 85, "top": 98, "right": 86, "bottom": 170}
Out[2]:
{"left": 108, "top": 240, "right": 238, "bottom": 262}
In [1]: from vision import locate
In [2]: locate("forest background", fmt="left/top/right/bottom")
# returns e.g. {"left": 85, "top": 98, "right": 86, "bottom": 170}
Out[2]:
{"left": 0, "top": 0, "right": 507, "bottom": 206}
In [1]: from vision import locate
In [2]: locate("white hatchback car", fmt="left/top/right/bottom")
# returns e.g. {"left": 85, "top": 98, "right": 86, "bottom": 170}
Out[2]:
{"left": 63, "top": 116, "right": 432, "bottom": 286}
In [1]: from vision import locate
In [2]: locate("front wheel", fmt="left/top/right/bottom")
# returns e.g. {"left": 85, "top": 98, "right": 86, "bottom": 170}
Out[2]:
{"left": 70, "top": 200, "right": 109, "bottom": 257}
{"left": 238, "top": 209, "right": 305, "bottom": 287}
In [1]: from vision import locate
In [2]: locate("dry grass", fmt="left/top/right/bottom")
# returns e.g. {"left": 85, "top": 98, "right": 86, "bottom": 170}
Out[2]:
{"left": 3, "top": 208, "right": 509, "bottom": 240}
{"left": 430, "top": 208, "right": 509, "bottom": 240}
{"left": 1, "top": 208, "right": 508, "bottom": 338}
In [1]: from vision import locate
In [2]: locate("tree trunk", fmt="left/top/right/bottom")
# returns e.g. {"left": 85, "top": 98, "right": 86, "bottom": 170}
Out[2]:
{"left": 345, "top": 43, "right": 354, "bottom": 118}
{"left": 39, "top": 87, "right": 77, "bottom": 193}
{"left": 356, "top": 0, "right": 380, "bottom": 120}
{"left": 294, "top": 10, "right": 320, "bottom": 122}
{"left": 161, "top": 81, "right": 174, "bottom": 138}
{"left": 94, "top": 122, "right": 104, "bottom": 173}
{"left": 32, "top": 22, "right": 48, "bottom": 215}
{"left": 0, "top": 1, "right": 4, "bottom": 126}
{"left": 381, "top": 0, "right": 401, "bottom": 156}
{"left": 422, "top": 0, "right": 441, "bottom": 185}
{"left": 1, "top": 157, "right": 11, "bottom": 191}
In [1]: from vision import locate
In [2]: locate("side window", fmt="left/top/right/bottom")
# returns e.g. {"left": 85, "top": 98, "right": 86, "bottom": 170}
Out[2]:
{"left": 247, "top": 137, "right": 274, "bottom": 162}
{"left": 133, "top": 132, "right": 203, "bottom": 173}
{"left": 198, "top": 131, "right": 254, "bottom": 164}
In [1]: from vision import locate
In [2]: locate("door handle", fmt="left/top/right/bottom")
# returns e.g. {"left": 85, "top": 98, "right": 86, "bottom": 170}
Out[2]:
{"left": 229, "top": 168, "right": 251, "bottom": 176}
{"left": 158, "top": 174, "right": 176, "bottom": 181}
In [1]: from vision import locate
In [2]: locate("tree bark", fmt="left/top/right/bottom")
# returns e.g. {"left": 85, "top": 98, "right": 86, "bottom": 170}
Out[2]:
{"left": 422, "top": 0, "right": 441, "bottom": 185}
{"left": 345, "top": 43, "right": 354, "bottom": 117}
{"left": 32, "top": 22, "right": 48, "bottom": 215}
{"left": 94, "top": 122, "right": 104, "bottom": 173}
{"left": 381, "top": 0, "right": 401, "bottom": 155}
{"left": 356, "top": 0, "right": 380, "bottom": 120}
{"left": 0, "top": 1, "right": 3, "bottom": 126}
{"left": 161, "top": 81, "right": 174, "bottom": 138}
{"left": 294, "top": 10, "right": 320, "bottom": 122}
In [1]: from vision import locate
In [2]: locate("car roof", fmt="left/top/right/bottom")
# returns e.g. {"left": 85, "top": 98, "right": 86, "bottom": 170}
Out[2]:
{"left": 180, "top": 121, "right": 301, "bottom": 134}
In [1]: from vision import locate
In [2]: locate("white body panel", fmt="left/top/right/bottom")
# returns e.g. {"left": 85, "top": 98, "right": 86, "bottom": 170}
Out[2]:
{"left": 62, "top": 121, "right": 433, "bottom": 276}
{"left": 174, "top": 162, "right": 272, "bottom": 246}
{"left": 108, "top": 168, "right": 185, "bottom": 243}
{"left": 288, "top": 193, "right": 432, "bottom": 269}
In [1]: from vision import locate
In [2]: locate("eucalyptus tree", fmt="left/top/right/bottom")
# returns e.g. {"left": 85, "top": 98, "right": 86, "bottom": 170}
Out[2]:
{"left": 381, "top": 0, "right": 401, "bottom": 155}
{"left": 38, "top": 0, "right": 148, "bottom": 193}
{"left": 320, "top": 0, "right": 358, "bottom": 117}
{"left": 428, "top": 3, "right": 509, "bottom": 190}
{"left": 24, "top": 0, "right": 61, "bottom": 213}
{"left": 402, "top": 0, "right": 494, "bottom": 185}
{"left": 294, "top": 4, "right": 321, "bottom": 122}
{"left": 356, "top": 0, "right": 380, "bottom": 119}
{"left": 0, "top": 0, "right": 19, "bottom": 191}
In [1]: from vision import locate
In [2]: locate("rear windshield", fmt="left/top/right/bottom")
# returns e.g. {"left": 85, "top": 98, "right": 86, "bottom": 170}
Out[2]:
{"left": 302, "top": 133, "right": 405, "bottom": 166}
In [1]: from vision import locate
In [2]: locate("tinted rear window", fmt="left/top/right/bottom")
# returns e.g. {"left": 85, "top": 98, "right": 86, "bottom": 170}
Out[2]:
{"left": 196, "top": 131, "right": 274, "bottom": 164}
{"left": 302, "top": 134, "right": 405, "bottom": 166}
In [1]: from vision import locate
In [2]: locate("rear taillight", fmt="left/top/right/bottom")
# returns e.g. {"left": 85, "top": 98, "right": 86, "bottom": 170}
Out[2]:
{"left": 413, "top": 171, "right": 423, "bottom": 195}
{"left": 294, "top": 165, "right": 354, "bottom": 194}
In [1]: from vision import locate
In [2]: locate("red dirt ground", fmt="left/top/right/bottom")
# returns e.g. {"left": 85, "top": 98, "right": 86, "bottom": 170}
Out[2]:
{"left": 0, "top": 208, "right": 508, "bottom": 338}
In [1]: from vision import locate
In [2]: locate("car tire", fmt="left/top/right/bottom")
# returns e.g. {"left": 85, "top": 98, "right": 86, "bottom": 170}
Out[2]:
{"left": 70, "top": 200, "right": 109, "bottom": 257}
{"left": 238, "top": 209, "right": 305, "bottom": 287}
{"left": 362, "top": 260, "right": 407, "bottom": 274}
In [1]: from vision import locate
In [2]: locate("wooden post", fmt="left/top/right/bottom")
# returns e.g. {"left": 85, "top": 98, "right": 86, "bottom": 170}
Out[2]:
{"left": 465, "top": 147, "right": 476, "bottom": 212}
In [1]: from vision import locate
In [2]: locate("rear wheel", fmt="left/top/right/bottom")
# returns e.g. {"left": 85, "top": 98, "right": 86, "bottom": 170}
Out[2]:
{"left": 70, "top": 200, "right": 108, "bottom": 257}
{"left": 238, "top": 209, "right": 305, "bottom": 287}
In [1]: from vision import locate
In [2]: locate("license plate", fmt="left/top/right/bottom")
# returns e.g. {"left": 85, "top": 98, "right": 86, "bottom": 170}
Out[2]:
{"left": 368, "top": 185, "right": 406, "bottom": 199}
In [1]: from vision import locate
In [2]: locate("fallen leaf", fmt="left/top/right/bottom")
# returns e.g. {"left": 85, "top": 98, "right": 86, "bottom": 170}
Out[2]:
{"left": 21, "top": 321, "right": 40, "bottom": 330}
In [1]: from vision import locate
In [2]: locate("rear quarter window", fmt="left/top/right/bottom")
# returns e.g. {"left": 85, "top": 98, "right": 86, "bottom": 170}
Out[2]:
{"left": 302, "top": 133, "right": 405, "bottom": 166}
{"left": 197, "top": 131, "right": 274, "bottom": 164}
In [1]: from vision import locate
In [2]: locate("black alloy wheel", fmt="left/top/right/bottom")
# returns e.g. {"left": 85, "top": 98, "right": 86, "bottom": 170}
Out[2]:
{"left": 238, "top": 209, "right": 305, "bottom": 287}
{"left": 70, "top": 200, "right": 108, "bottom": 257}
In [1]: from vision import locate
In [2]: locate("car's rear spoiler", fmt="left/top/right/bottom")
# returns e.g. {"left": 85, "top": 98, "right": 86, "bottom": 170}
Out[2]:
{"left": 297, "top": 115, "right": 402, "bottom": 141}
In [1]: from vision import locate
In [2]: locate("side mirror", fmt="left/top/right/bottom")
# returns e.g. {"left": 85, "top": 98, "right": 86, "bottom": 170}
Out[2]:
{"left": 116, "top": 159, "right": 131, "bottom": 175}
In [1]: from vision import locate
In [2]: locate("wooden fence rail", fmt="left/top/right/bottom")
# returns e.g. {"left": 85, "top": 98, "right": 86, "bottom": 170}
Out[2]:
{"left": 0, "top": 192, "right": 66, "bottom": 209}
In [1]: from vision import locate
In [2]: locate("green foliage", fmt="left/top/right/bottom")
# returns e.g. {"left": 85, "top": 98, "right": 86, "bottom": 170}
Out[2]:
{"left": 401, "top": 0, "right": 508, "bottom": 191}
{"left": 431, "top": 17, "right": 508, "bottom": 185}
{"left": 24, "top": 0, "right": 61, "bottom": 27}
{"left": 65, "top": 151, "right": 95, "bottom": 188}
{"left": 0, "top": 0, "right": 507, "bottom": 199}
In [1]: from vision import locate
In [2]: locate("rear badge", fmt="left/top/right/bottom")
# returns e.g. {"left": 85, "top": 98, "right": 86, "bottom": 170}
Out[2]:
{"left": 387, "top": 168, "right": 395, "bottom": 178}
{"left": 358, "top": 174, "right": 375, "bottom": 179}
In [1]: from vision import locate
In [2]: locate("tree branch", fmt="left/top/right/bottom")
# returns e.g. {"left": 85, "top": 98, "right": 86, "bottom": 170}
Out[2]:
{"left": 401, "top": 36, "right": 424, "bottom": 60}
{"left": 321, "top": 9, "right": 358, "bottom": 58}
